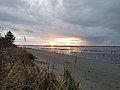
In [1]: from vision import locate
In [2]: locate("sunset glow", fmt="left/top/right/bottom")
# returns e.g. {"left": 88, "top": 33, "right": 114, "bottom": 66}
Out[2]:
{"left": 49, "top": 41, "right": 56, "bottom": 46}
{"left": 48, "top": 37, "right": 83, "bottom": 46}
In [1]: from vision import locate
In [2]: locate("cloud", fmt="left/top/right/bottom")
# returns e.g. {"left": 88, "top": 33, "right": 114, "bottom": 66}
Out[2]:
{"left": 0, "top": 7, "right": 40, "bottom": 25}
{"left": 0, "top": 0, "right": 120, "bottom": 45}
{"left": 58, "top": 0, "right": 120, "bottom": 31}
{"left": 0, "top": 0, "right": 26, "bottom": 8}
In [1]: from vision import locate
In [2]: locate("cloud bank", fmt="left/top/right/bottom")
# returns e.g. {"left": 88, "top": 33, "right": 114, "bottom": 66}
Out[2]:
{"left": 0, "top": 0, "right": 120, "bottom": 45}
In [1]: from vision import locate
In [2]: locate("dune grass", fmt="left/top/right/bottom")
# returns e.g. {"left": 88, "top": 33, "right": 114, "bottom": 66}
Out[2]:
{"left": 0, "top": 47, "right": 79, "bottom": 90}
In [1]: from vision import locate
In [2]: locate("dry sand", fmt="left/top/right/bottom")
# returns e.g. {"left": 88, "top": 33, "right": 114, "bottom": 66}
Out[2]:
{"left": 27, "top": 48, "right": 120, "bottom": 90}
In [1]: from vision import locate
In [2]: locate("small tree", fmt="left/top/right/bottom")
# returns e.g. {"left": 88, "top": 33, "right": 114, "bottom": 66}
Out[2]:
{"left": 5, "top": 31, "right": 15, "bottom": 43}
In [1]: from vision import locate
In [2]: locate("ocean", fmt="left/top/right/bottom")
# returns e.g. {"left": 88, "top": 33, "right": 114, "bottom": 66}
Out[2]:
{"left": 23, "top": 45, "right": 120, "bottom": 64}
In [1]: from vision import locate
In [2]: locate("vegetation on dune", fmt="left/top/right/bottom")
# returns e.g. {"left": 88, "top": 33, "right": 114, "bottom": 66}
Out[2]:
{"left": 0, "top": 31, "right": 79, "bottom": 90}
{"left": 5, "top": 31, "right": 15, "bottom": 43}
{"left": 0, "top": 31, "right": 16, "bottom": 48}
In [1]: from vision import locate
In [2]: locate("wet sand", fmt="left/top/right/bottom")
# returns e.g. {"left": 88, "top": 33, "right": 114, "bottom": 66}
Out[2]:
{"left": 27, "top": 48, "right": 120, "bottom": 90}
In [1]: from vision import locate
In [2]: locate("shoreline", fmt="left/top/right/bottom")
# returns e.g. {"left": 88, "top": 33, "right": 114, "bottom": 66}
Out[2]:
{"left": 26, "top": 47, "right": 120, "bottom": 65}
{"left": 27, "top": 48, "right": 120, "bottom": 90}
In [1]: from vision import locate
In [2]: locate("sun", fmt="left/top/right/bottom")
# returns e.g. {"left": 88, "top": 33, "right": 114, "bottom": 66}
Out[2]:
{"left": 49, "top": 41, "right": 55, "bottom": 46}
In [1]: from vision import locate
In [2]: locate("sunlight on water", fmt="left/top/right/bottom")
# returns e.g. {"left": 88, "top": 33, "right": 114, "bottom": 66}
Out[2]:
{"left": 45, "top": 46, "right": 81, "bottom": 55}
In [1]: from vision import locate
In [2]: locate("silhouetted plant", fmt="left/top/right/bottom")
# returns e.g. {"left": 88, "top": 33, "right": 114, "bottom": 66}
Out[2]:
{"left": 5, "top": 31, "right": 15, "bottom": 43}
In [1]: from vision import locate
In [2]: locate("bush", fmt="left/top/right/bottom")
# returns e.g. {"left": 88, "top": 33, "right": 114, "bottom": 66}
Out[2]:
{"left": 5, "top": 31, "right": 15, "bottom": 43}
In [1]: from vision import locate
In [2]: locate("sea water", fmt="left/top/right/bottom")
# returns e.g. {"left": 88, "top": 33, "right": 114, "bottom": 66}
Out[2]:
{"left": 25, "top": 45, "right": 120, "bottom": 64}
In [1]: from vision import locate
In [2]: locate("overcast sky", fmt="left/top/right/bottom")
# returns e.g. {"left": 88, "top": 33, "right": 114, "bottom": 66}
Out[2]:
{"left": 0, "top": 0, "right": 120, "bottom": 45}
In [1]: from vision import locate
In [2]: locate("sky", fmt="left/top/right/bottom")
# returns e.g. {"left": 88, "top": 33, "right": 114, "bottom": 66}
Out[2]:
{"left": 0, "top": 0, "right": 120, "bottom": 46}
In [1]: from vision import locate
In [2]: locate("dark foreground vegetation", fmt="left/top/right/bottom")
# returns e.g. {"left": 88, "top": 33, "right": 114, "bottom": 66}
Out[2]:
{"left": 0, "top": 31, "right": 79, "bottom": 90}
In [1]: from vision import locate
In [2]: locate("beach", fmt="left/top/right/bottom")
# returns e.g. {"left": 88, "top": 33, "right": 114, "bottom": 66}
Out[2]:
{"left": 27, "top": 48, "right": 120, "bottom": 90}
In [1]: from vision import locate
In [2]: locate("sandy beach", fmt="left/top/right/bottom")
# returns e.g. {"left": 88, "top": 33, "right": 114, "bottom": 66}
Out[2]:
{"left": 27, "top": 48, "right": 120, "bottom": 90}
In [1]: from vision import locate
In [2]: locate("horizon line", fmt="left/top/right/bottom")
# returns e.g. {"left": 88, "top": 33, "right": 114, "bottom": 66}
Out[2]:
{"left": 17, "top": 44, "right": 120, "bottom": 47}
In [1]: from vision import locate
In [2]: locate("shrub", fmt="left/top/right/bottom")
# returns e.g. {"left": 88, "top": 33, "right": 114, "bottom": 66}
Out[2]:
{"left": 5, "top": 31, "right": 15, "bottom": 43}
